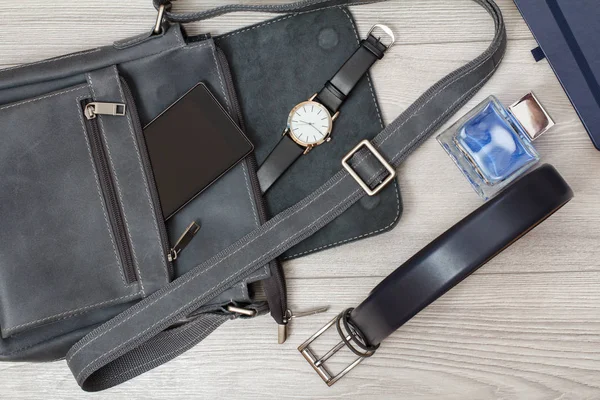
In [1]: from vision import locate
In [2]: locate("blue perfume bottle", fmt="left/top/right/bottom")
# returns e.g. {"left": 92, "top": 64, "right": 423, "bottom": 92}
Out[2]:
{"left": 437, "top": 92, "right": 554, "bottom": 199}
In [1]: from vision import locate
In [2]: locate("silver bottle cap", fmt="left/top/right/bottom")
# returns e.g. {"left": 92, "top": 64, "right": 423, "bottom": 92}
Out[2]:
{"left": 508, "top": 92, "right": 555, "bottom": 141}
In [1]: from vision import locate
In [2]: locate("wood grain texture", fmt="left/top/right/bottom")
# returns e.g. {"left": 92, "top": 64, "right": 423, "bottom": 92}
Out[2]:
{"left": 1, "top": 1, "right": 599, "bottom": 399}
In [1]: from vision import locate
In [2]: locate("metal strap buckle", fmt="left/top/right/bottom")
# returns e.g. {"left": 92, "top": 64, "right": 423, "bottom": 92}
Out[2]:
{"left": 226, "top": 304, "right": 257, "bottom": 317}
{"left": 342, "top": 140, "right": 396, "bottom": 196}
{"left": 367, "top": 24, "right": 396, "bottom": 49}
{"left": 298, "top": 311, "right": 376, "bottom": 386}
{"left": 153, "top": 3, "right": 171, "bottom": 35}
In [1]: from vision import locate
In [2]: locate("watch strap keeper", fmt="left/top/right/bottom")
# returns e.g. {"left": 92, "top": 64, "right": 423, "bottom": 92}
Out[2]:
{"left": 316, "top": 32, "right": 390, "bottom": 113}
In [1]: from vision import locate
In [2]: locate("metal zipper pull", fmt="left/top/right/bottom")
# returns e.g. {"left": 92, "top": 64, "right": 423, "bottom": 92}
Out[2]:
{"left": 278, "top": 324, "right": 288, "bottom": 345}
{"left": 85, "top": 102, "right": 127, "bottom": 120}
{"left": 168, "top": 221, "right": 201, "bottom": 262}
{"left": 278, "top": 306, "right": 330, "bottom": 344}
{"left": 289, "top": 307, "right": 329, "bottom": 319}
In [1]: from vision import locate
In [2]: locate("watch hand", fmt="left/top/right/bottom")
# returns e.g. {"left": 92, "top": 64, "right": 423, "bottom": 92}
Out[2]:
{"left": 308, "top": 124, "right": 323, "bottom": 134}
{"left": 296, "top": 121, "right": 321, "bottom": 131}
{"left": 296, "top": 121, "right": 322, "bottom": 133}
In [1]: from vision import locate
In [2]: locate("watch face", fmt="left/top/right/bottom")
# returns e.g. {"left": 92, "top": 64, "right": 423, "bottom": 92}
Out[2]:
{"left": 287, "top": 101, "right": 333, "bottom": 146}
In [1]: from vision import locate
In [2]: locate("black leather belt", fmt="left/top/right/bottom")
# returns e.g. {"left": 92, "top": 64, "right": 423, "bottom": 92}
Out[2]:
{"left": 298, "top": 164, "right": 574, "bottom": 386}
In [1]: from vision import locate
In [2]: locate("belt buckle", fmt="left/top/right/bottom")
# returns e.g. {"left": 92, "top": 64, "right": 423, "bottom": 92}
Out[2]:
{"left": 298, "top": 311, "right": 376, "bottom": 386}
{"left": 342, "top": 140, "right": 396, "bottom": 196}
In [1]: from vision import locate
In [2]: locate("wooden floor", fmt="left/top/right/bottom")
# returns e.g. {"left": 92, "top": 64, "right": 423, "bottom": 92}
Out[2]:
{"left": 1, "top": 1, "right": 599, "bottom": 399}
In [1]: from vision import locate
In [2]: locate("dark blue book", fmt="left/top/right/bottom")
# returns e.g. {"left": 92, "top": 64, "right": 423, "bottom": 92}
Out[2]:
{"left": 513, "top": 0, "right": 600, "bottom": 150}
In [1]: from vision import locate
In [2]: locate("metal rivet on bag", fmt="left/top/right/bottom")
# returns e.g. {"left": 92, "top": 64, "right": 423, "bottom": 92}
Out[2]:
{"left": 318, "top": 28, "right": 339, "bottom": 50}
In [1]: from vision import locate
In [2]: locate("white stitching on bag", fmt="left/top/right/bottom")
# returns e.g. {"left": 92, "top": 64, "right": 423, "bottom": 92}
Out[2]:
{"left": 77, "top": 89, "right": 130, "bottom": 288}
{"left": 242, "top": 162, "right": 260, "bottom": 226}
{"left": 0, "top": 85, "right": 88, "bottom": 111}
{"left": 67, "top": 170, "right": 348, "bottom": 363}
{"left": 209, "top": 44, "right": 232, "bottom": 113}
{"left": 1, "top": 88, "right": 146, "bottom": 336}
{"left": 69, "top": 28, "right": 502, "bottom": 368}
{"left": 4, "top": 293, "right": 141, "bottom": 335}
{"left": 172, "top": 0, "right": 333, "bottom": 19}
{"left": 0, "top": 28, "right": 191, "bottom": 77}
{"left": 210, "top": 41, "right": 260, "bottom": 228}
{"left": 213, "top": 3, "right": 377, "bottom": 40}
{"left": 214, "top": 6, "right": 402, "bottom": 261}
{"left": 0, "top": 48, "right": 102, "bottom": 73}
{"left": 282, "top": 7, "right": 401, "bottom": 259}
{"left": 74, "top": 177, "right": 358, "bottom": 382}
{"left": 283, "top": 181, "right": 400, "bottom": 258}
{"left": 86, "top": 74, "right": 131, "bottom": 288}
{"left": 111, "top": 65, "right": 169, "bottom": 284}
{"left": 95, "top": 317, "right": 224, "bottom": 385}
{"left": 388, "top": 57, "right": 504, "bottom": 166}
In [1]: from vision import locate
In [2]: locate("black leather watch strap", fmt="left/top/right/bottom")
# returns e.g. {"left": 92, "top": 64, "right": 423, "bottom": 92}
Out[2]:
{"left": 257, "top": 134, "right": 305, "bottom": 193}
{"left": 316, "top": 33, "right": 389, "bottom": 113}
{"left": 299, "top": 165, "right": 573, "bottom": 385}
{"left": 257, "top": 30, "right": 390, "bottom": 193}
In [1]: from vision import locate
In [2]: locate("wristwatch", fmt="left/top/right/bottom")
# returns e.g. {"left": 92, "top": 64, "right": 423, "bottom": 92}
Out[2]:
{"left": 257, "top": 24, "right": 395, "bottom": 193}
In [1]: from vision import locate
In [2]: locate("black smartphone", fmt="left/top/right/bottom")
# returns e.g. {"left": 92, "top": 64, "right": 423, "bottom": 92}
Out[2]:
{"left": 144, "top": 83, "right": 254, "bottom": 220}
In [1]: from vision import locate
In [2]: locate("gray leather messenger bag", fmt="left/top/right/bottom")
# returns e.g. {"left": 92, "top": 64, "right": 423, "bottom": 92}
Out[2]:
{"left": 0, "top": 0, "right": 506, "bottom": 391}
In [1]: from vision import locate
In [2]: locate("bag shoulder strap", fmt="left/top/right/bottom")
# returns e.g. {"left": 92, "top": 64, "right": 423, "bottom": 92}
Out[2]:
{"left": 153, "top": 0, "right": 381, "bottom": 23}
{"left": 68, "top": 0, "right": 506, "bottom": 391}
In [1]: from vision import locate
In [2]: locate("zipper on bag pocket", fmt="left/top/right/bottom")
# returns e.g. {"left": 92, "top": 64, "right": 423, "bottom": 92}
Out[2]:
{"left": 217, "top": 47, "right": 329, "bottom": 343}
{"left": 81, "top": 100, "right": 138, "bottom": 284}
{"left": 216, "top": 47, "right": 290, "bottom": 339}
{"left": 168, "top": 221, "right": 201, "bottom": 262}
{"left": 84, "top": 102, "right": 126, "bottom": 120}
{"left": 119, "top": 77, "right": 175, "bottom": 280}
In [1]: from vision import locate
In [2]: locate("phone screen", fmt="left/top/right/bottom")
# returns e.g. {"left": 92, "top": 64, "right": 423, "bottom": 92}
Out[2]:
{"left": 144, "top": 83, "right": 254, "bottom": 220}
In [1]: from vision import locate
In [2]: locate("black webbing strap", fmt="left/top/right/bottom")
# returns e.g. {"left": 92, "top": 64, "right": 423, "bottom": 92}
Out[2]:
{"left": 67, "top": 0, "right": 506, "bottom": 391}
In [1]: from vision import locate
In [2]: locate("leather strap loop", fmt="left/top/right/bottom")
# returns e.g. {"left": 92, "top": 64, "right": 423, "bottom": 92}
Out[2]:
{"left": 337, "top": 308, "right": 379, "bottom": 356}
{"left": 317, "top": 34, "right": 388, "bottom": 113}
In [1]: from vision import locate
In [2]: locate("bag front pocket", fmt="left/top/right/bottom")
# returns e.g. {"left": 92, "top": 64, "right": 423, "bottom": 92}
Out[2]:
{"left": 81, "top": 99, "right": 137, "bottom": 284}
{"left": 0, "top": 80, "right": 153, "bottom": 338}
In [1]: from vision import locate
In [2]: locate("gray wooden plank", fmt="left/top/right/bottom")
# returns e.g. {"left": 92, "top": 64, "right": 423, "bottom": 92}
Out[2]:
{"left": 0, "top": 0, "right": 534, "bottom": 66}
{"left": 2, "top": 274, "right": 599, "bottom": 399}
{"left": 1, "top": 0, "right": 599, "bottom": 399}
